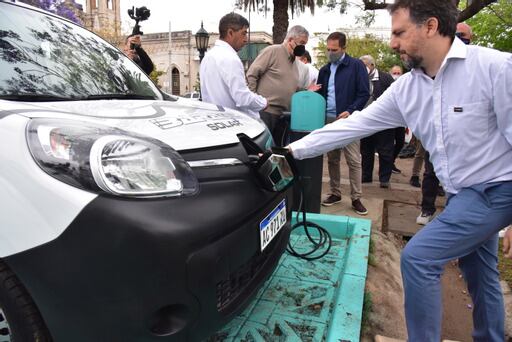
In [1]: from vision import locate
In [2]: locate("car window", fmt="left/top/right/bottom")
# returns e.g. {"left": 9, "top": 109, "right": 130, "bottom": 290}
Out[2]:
{"left": 0, "top": 3, "right": 161, "bottom": 101}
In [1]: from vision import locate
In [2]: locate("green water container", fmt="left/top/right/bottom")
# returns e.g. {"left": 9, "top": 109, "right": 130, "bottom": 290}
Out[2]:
{"left": 290, "top": 91, "right": 326, "bottom": 132}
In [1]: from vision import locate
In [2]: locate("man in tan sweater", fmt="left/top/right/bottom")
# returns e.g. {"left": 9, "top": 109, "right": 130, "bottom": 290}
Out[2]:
{"left": 247, "top": 25, "right": 311, "bottom": 146}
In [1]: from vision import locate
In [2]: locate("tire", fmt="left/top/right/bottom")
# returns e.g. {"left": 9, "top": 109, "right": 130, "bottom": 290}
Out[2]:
{"left": 0, "top": 260, "right": 51, "bottom": 342}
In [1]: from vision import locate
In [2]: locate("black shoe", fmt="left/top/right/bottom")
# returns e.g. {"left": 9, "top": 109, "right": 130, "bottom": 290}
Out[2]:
{"left": 380, "top": 182, "right": 390, "bottom": 188}
{"left": 409, "top": 176, "right": 421, "bottom": 188}
{"left": 437, "top": 186, "right": 445, "bottom": 197}
{"left": 392, "top": 165, "right": 401, "bottom": 174}
{"left": 398, "top": 146, "right": 416, "bottom": 158}
{"left": 352, "top": 199, "right": 368, "bottom": 215}
{"left": 322, "top": 194, "right": 342, "bottom": 207}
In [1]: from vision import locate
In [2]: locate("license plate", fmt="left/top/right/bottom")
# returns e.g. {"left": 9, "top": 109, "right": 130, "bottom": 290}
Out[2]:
{"left": 260, "top": 200, "right": 287, "bottom": 251}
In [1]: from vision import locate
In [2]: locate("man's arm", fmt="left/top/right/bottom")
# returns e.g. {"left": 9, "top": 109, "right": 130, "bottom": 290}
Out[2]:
{"left": 346, "top": 59, "right": 370, "bottom": 113}
{"left": 289, "top": 81, "right": 405, "bottom": 160}
{"left": 135, "top": 47, "right": 154, "bottom": 75}
{"left": 225, "top": 57, "right": 267, "bottom": 112}
{"left": 246, "top": 47, "right": 273, "bottom": 92}
{"left": 494, "top": 54, "right": 512, "bottom": 146}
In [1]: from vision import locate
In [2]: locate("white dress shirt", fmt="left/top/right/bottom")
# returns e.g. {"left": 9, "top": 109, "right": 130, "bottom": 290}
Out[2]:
{"left": 200, "top": 39, "right": 267, "bottom": 118}
{"left": 296, "top": 59, "right": 310, "bottom": 90}
{"left": 290, "top": 38, "right": 512, "bottom": 194}
{"left": 307, "top": 63, "right": 319, "bottom": 84}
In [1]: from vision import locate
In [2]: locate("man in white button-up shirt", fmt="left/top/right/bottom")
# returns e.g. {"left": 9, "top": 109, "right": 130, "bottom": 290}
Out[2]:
{"left": 289, "top": 0, "right": 512, "bottom": 340}
{"left": 200, "top": 13, "right": 267, "bottom": 119}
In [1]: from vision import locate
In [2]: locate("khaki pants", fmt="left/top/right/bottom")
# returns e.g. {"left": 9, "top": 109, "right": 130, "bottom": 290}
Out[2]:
{"left": 327, "top": 140, "right": 362, "bottom": 201}
{"left": 412, "top": 139, "right": 425, "bottom": 177}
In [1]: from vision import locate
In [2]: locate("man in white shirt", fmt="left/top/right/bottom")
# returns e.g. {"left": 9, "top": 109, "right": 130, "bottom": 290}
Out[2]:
{"left": 200, "top": 13, "right": 267, "bottom": 119}
{"left": 289, "top": 0, "right": 512, "bottom": 340}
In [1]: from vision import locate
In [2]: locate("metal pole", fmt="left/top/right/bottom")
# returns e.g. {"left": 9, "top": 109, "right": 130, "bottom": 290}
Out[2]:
{"left": 168, "top": 21, "right": 172, "bottom": 94}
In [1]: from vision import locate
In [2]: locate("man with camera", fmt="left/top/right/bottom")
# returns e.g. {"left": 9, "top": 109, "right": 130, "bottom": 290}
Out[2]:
{"left": 123, "top": 35, "right": 154, "bottom": 75}
{"left": 124, "top": 6, "right": 154, "bottom": 75}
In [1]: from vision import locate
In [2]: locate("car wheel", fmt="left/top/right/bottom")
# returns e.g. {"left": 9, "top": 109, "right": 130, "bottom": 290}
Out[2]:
{"left": 0, "top": 260, "right": 51, "bottom": 342}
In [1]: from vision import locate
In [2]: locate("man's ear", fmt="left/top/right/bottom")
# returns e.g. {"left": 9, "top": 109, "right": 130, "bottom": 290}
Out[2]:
{"left": 425, "top": 17, "right": 439, "bottom": 37}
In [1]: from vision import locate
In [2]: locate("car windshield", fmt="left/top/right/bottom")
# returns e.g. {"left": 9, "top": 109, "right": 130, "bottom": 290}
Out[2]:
{"left": 0, "top": 2, "right": 161, "bottom": 101}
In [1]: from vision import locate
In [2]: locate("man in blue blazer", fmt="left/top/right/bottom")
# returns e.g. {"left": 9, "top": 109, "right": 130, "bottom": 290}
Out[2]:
{"left": 316, "top": 32, "right": 370, "bottom": 215}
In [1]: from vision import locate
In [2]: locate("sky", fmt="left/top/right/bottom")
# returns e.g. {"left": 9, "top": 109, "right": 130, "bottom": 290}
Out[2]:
{"left": 77, "top": 0, "right": 392, "bottom": 37}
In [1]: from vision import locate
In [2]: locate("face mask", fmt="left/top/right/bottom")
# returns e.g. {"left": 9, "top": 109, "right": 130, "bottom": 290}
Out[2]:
{"left": 327, "top": 51, "right": 342, "bottom": 63}
{"left": 456, "top": 32, "right": 470, "bottom": 45}
{"left": 366, "top": 66, "right": 371, "bottom": 74}
{"left": 293, "top": 44, "right": 306, "bottom": 57}
{"left": 391, "top": 74, "right": 400, "bottom": 80}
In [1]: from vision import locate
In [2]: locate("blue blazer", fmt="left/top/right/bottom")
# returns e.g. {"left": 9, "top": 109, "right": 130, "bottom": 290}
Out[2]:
{"left": 316, "top": 54, "right": 370, "bottom": 115}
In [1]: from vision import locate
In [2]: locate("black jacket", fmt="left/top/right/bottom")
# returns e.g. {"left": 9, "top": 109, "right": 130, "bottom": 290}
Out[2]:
{"left": 134, "top": 46, "right": 154, "bottom": 75}
{"left": 370, "top": 69, "right": 394, "bottom": 101}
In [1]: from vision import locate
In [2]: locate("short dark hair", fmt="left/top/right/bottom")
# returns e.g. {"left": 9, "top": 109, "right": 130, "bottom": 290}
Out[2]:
{"left": 389, "top": 0, "right": 458, "bottom": 38}
{"left": 302, "top": 50, "right": 312, "bottom": 63}
{"left": 219, "top": 13, "right": 249, "bottom": 39}
{"left": 326, "top": 32, "right": 346, "bottom": 48}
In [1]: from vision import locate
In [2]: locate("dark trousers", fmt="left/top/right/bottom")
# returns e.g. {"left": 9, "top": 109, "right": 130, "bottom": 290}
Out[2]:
{"left": 421, "top": 151, "right": 440, "bottom": 215}
{"left": 259, "top": 111, "right": 289, "bottom": 147}
{"left": 393, "top": 127, "right": 406, "bottom": 161}
{"left": 360, "top": 129, "right": 395, "bottom": 183}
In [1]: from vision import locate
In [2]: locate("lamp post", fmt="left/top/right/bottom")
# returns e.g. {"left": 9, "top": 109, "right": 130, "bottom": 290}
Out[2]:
{"left": 195, "top": 21, "right": 209, "bottom": 62}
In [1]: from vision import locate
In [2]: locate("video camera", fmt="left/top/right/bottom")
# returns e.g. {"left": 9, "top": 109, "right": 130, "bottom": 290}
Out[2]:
{"left": 127, "top": 6, "right": 150, "bottom": 49}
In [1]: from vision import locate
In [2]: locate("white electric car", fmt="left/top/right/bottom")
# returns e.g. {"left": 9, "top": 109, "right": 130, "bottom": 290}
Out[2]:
{"left": 0, "top": 1, "right": 294, "bottom": 341}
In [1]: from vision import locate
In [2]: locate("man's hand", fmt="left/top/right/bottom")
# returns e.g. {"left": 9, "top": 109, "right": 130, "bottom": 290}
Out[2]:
{"left": 336, "top": 111, "right": 350, "bottom": 120}
{"left": 126, "top": 35, "right": 142, "bottom": 50}
{"left": 503, "top": 226, "right": 512, "bottom": 259}
{"left": 307, "top": 81, "right": 322, "bottom": 92}
{"left": 123, "top": 48, "right": 137, "bottom": 61}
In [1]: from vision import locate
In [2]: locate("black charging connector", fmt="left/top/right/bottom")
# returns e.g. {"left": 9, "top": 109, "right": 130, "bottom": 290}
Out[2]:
{"left": 237, "top": 133, "right": 332, "bottom": 260}
{"left": 270, "top": 147, "right": 333, "bottom": 260}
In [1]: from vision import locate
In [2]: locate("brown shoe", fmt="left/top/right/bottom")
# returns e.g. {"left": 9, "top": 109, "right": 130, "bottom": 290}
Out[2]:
{"left": 321, "top": 194, "right": 342, "bottom": 207}
{"left": 351, "top": 199, "right": 368, "bottom": 215}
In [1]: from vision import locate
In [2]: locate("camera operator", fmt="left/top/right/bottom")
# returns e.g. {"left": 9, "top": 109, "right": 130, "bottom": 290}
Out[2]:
{"left": 123, "top": 34, "right": 154, "bottom": 75}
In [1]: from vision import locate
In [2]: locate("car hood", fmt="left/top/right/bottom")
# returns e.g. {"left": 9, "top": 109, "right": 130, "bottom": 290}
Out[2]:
{"left": 1, "top": 98, "right": 266, "bottom": 151}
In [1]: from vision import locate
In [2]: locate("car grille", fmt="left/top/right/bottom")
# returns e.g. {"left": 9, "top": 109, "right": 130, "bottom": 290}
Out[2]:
{"left": 215, "top": 247, "right": 272, "bottom": 313}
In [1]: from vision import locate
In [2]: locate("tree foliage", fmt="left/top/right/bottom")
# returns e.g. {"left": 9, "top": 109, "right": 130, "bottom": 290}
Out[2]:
{"left": 19, "top": 0, "right": 82, "bottom": 24}
{"left": 314, "top": 33, "right": 402, "bottom": 72}
{"left": 149, "top": 69, "right": 165, "bottom": 88}
{"left": 464, "top": 0, "right": 512, "bottom": 52}
{"left": 237, "top": 0, "right": 498, "bottom": 44}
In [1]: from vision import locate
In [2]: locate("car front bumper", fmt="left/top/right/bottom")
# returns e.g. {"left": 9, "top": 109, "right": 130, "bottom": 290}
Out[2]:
{"left": 5, "top": 176, "right": 293, "bottom": 341}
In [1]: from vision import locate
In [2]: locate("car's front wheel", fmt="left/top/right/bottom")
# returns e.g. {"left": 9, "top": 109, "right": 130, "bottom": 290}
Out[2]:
{"left": 0, "top": 260, "right": 51, "bottom": 342}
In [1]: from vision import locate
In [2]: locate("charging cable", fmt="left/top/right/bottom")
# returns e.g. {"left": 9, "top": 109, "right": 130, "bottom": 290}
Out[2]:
{"left": 286, "top": 167, "right": 332, "bottom": 261}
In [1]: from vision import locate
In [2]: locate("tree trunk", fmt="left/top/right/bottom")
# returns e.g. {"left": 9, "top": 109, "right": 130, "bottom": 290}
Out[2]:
{"left": 272, "top": 0, "right": 289, "bottom": 44}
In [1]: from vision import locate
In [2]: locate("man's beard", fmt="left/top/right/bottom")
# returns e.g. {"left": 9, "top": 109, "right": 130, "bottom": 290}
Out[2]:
{"left": 400, "top": 51, "right": 423, "bottom": 70}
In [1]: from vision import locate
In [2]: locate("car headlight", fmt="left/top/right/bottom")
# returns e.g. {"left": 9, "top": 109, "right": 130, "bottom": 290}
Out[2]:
{"left": 26, "top": 119, "right": 199, "bottom": 198}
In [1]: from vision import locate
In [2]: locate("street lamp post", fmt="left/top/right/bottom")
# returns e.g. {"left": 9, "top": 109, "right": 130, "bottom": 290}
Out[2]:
{"left": 195, "top": 21, "right": 209, "bottom": 62}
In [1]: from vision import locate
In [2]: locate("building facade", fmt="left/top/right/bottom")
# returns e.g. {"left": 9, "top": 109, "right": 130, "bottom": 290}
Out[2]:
{"left": 80, "top": 0, "right": 272, "bottom": 96}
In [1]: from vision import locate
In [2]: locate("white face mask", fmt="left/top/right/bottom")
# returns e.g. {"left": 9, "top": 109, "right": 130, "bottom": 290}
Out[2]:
{"left": 391, "top": 74, "right": 400, "bottom": 80}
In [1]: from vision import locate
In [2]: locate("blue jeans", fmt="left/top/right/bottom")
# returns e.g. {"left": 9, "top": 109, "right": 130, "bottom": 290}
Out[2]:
{"left": 401, "top": 181, "right": 512, "bottom": 341}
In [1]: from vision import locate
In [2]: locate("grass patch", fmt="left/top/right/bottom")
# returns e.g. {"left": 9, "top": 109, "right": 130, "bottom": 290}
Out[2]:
{"left": 498, "top": 239, "right": 512, "bottom": 290}
{"left": 368, "top": 236, "right": 377, "bottom": 267}
{"left": 361, "top": 290, "right": 373, "bottom": 332}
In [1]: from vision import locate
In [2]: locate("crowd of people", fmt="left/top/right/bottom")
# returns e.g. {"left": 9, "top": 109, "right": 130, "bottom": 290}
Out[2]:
{"left": 123, "top": 1, "right": 512, "bottom": 340}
